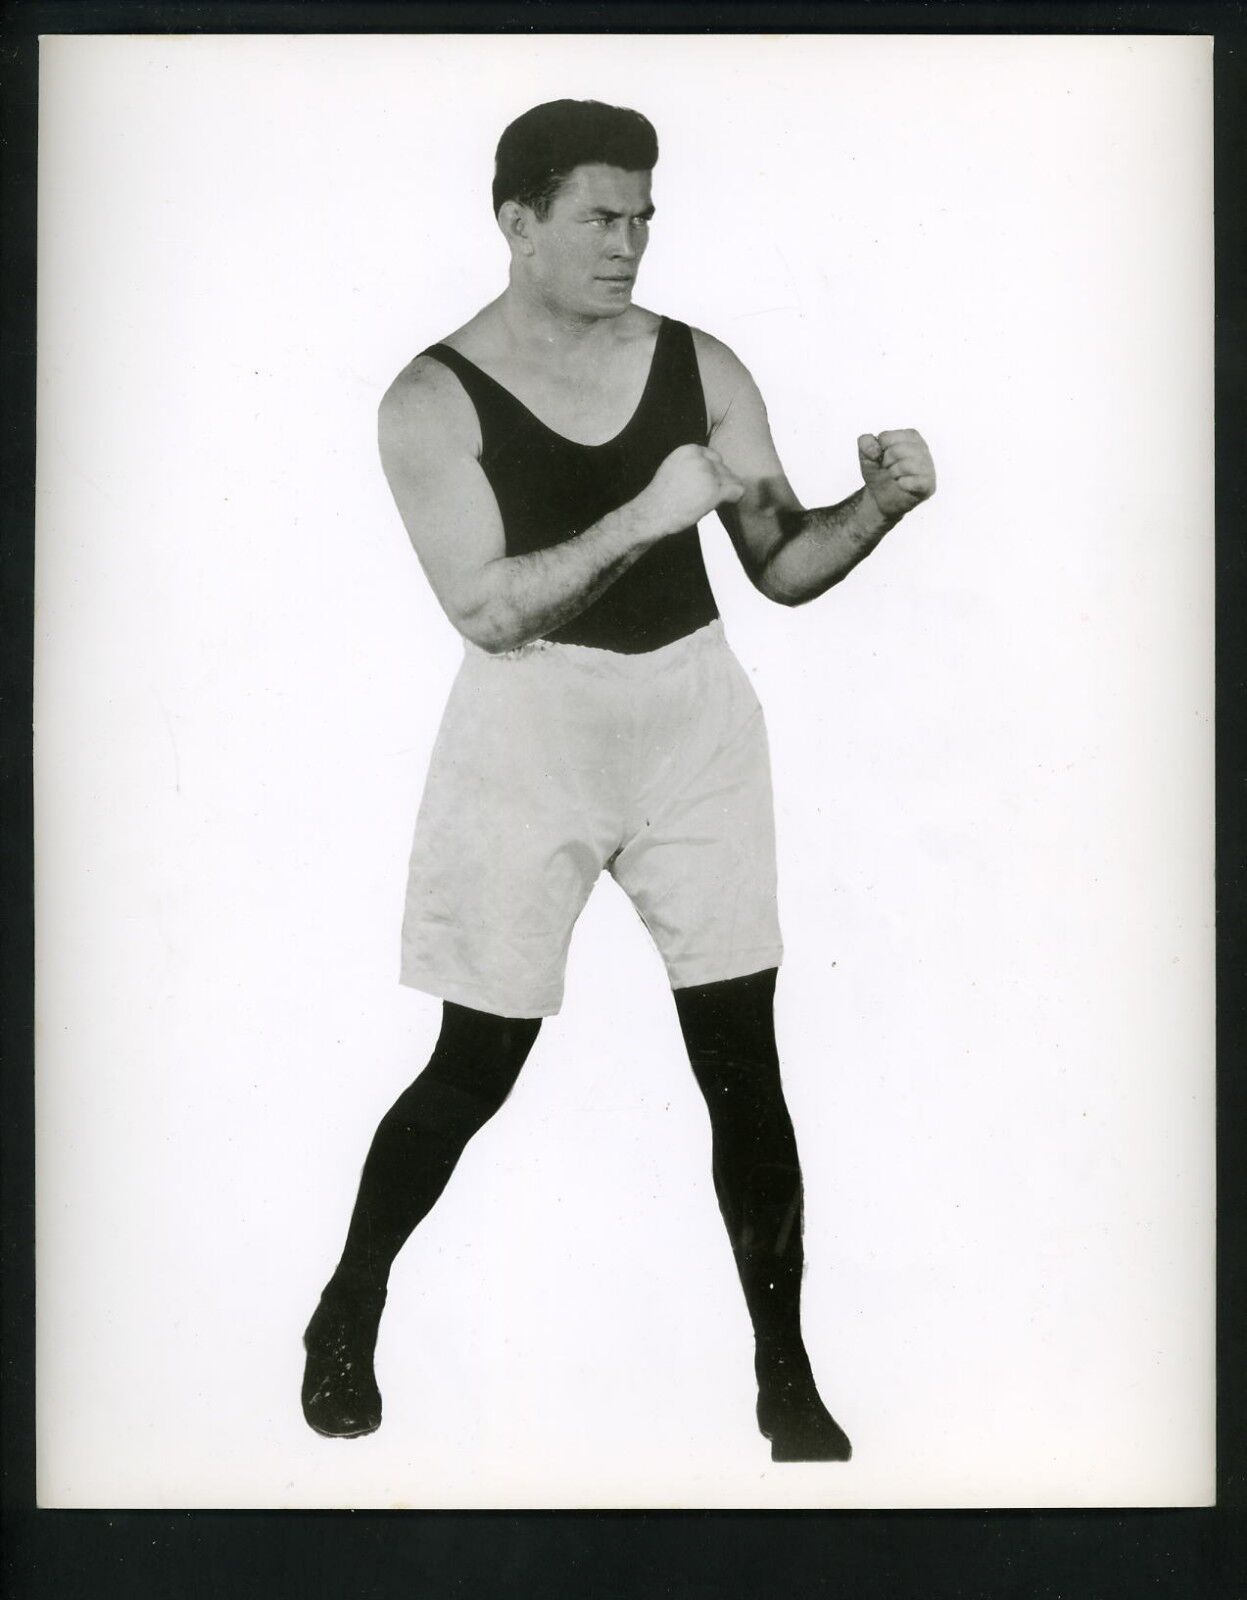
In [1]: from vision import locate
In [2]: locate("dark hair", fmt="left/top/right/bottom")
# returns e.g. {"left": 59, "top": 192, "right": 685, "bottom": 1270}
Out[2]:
{"left": 492, "top": 99, "right": 659, "bottom": 218}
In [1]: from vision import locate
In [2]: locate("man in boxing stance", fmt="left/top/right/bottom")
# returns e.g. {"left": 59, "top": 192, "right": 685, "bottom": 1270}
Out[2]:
{"left": 302, "top": 99, "right": 935, "bottom": 1461}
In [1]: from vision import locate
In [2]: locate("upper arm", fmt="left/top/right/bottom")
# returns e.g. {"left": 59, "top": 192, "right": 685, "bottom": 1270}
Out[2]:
{"left": 378, "top": 356, "right": 506, "bottom": 635}
{"left": 692, "top": 329, "right": 804, "bottom": 593}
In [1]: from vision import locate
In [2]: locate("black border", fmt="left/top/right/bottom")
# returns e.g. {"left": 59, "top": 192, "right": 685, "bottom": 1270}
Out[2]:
{"left": 3, "top": 4, "right": 1243, "bottom": 1596}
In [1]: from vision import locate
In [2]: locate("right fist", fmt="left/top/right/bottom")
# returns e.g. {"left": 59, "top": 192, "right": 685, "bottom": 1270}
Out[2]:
{"left": 636, "top": 444, "right": 745, "bottom": 538}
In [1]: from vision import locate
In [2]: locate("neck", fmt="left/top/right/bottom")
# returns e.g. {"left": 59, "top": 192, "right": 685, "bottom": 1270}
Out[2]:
{"left": 497, "top": 273, "right": 625, "bottom": 354}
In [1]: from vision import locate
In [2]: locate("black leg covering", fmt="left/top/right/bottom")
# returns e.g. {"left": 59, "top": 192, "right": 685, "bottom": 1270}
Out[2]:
{"left": 302, "top": 1002, "right": 541, "bottom": 1438}
{"left": 674, "top": 969, "right": 851, "bottom": 1462}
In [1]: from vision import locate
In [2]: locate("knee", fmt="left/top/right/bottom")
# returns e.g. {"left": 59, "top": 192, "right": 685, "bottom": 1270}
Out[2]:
{"left": 422, "top": 1003, "right": 541, "bottom": 1112}
{"left": 443, "top": 1003, "right": 541, "bottom": 1066}
{"left": 745, "top": 1158, "right": 803, "bottom": 1206}
{"left": 674, "top": 971, "right": 782, "bottom": 1078}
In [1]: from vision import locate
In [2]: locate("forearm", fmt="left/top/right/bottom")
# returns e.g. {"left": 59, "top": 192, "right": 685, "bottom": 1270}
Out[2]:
{"left": 759, "top": 488, "right": 900, "bottom": 606}
{"left": 462, "top": 500, "right": 659, "bottom": 652}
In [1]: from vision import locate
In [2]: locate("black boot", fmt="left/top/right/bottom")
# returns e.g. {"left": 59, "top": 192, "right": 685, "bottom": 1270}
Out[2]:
{"left": 755, "top": 1347, "right": 852, "bottom": 1463}
{"left": 301, "top": 1283, "right": 387, "bottom": 1439}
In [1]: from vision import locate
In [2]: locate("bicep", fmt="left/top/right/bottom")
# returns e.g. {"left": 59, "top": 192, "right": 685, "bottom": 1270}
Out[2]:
{"left": 705, "top": 356, "right": 803, "bottom": 584}
{"left": 378, "top": 384, "right": 506, "bottom": 630}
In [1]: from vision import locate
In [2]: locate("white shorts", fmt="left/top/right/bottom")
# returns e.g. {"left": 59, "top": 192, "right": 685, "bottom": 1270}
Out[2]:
{"left": 399, "top": 620, "right": 783, "bottom": 1018}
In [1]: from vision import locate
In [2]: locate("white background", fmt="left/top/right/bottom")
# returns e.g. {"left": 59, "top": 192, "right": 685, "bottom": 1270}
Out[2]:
{"left": 35, "top": 33, "right": 1214, "bottom": 1508}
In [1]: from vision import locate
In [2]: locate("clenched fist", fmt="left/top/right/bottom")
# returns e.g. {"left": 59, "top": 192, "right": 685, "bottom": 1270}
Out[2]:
{"left": 636, "top": 443, "right": 745, "bottom": 539}
{"left": 857, "top": 429, "right": 936, "bottom": 523}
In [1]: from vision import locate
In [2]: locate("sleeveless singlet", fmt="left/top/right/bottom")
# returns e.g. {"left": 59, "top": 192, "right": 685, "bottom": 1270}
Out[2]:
{"left": 421, "top": 316, "right": 720, "bottom": 654}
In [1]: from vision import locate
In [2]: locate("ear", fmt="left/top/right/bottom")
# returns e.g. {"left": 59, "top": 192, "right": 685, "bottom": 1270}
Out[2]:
{"left": 497, "top": 199, "right": 536, "bottom": 256}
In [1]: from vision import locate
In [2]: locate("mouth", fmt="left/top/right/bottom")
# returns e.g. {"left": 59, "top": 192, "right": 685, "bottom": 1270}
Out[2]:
{"left": 596, "top": 276, "right": 634, "bottom": 285}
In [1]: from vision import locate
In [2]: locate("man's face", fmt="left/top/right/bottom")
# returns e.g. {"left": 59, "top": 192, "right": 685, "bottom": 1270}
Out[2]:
{"left": 526, "top": 164, "right": 654, "bottom": 318}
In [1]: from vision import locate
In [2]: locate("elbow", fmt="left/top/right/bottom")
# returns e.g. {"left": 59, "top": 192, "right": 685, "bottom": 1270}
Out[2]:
{"left": 472, "top": 632, "right": 522, "bottom": 656}
{"left": 755, "top": 568, "right": 805, "bottom": 608}
{"left": 446, "top": 570, "right": 534, "bottom": 652}
{"left": 452, "top": 599, "right": 522, "bottom": 655}
{"left": 457, "top": 617, "right": 513, "bottom": 654}
{"left": 756, "top": 563, "right": 847, "bottom": 608}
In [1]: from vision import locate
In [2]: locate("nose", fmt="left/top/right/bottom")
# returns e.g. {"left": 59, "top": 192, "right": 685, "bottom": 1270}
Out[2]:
{"left": 609, "top": 220, "right": 644, "bottom": 260}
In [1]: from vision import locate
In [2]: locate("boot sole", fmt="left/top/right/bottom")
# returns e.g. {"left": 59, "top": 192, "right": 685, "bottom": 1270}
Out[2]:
{"left": 769, "top": 1436, "right": 852, "bottom": 1463}
{"left": 304, "top": 1413, "right": 382, "bottom": 1440}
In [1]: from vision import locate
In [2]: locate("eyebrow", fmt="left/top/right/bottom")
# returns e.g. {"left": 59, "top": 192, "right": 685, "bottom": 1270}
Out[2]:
{"left": 584, "top": 204, "right": 656, "bottom": 220}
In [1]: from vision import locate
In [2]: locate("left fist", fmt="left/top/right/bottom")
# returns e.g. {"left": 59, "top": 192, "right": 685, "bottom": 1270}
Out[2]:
{"left": 857, "top": 428, "right": 936, "bottom": 523}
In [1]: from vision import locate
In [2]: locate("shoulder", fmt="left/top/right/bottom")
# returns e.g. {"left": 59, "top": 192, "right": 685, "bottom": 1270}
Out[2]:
{"left": 378, "top": 348, "right": 481, "bottom": 464}
{"left": 624, "top": 303, "right": 664, "bottom": 340}
{"left": 686, "top": 324, "right": 761, "bottom": 425}
{"left": 687, "top": 323, "right": 754, "bottom": 385}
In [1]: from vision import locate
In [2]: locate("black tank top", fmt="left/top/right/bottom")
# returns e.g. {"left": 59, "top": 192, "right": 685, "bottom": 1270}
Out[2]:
{"left": 421, "top": 316, "right": 720, "bottom": 653}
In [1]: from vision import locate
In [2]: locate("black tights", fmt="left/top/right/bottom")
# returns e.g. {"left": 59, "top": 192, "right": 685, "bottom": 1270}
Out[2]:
{"left": 326, "top": 1003, "right": 541, "bottom": 1300}
{"left": 325, "top": 972, "right": 809, "bottom": 1383}
{"left": 673, "top": 969, "right": 809, "bottom": 1382}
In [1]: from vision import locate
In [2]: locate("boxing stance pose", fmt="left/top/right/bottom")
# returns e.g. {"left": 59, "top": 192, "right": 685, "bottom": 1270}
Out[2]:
{"left": 302, "top": 100, "right": 935, "bottom": 1461}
